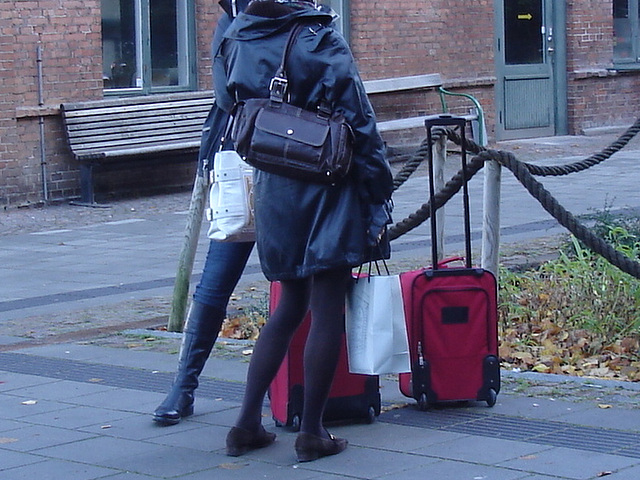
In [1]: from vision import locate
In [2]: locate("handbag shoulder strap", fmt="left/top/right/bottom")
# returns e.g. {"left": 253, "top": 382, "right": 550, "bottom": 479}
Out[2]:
{"left": 270, "top": 22, "right": 306, "bottom": 103}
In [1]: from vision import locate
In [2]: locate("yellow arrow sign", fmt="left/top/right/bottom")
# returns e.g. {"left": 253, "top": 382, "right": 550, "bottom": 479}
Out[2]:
{"left": 518, "top": 13, "right": 533, "bottom": 20}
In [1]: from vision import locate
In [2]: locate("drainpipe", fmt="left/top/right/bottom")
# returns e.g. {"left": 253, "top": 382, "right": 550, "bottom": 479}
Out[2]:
{"left": 37, "top": 44, "right": 49, "bottom": 203}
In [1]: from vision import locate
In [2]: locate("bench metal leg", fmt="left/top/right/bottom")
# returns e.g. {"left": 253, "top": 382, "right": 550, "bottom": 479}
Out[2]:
{"left": 71, "top": 162, "right": 109, "bottom": 208}
{"left": 79, "top": 163, "right": 95, "bottom": 204}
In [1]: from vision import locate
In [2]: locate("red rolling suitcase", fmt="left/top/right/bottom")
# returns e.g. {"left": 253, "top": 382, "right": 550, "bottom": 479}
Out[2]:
{"left": 268, "top": 282, "right": 380, "bottom": 430}
{"left": 399, "top": 114, "right": 500, "bottom": 410}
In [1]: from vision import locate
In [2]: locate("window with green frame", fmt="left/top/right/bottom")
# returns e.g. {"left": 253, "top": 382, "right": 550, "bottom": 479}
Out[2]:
{"left": 614, "top": 0, "right": 640, "bottom": 67}
{"left": 101, "top": 0, "right": 196, "bottom": 93}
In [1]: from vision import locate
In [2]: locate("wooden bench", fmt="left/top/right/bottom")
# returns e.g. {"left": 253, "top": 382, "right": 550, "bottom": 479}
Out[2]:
{"left": 362, "top": 73, "right": 486, "bottom": 145}
{"left": 61, "top": 91, "right": 213, "bottom": 205}
{"left": 61, "top": 75, "right": 484, "bottom": 205}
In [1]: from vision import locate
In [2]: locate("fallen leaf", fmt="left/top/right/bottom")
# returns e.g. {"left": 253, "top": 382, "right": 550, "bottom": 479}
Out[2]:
{"left": 0, "top": 437, "right": 18, "bottom": 444}
{"left": 598, "top": 404, "right": 613, "bottom": 409}
{"left": 101, "top": 425, "right": 112, "bottom": 429}
{"left": 532, "top": 363, "right": 551, "bottom": 373}
{"left": 597, "top": 472, "right": 613, "bottom": 477}
{"left": 88, "top": 378, "right": 104, "bottom": 383}
{"left": 21, "top": 400, "right": 37, "bottom": 405}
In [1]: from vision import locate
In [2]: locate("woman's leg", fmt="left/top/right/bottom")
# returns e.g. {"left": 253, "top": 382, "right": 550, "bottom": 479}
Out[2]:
{"left": 293, "top": 267, "right": 351, "bottom": 462}
{"left": 193, "top": 240, "right": 255, "bottom": 309}
{"left": 153, "top": 241, "right": 254, "bottom": 425}
{"left": 300, "top": 267, "right": 351, "bottom": 437}
{"left": 232, "top": 278, "right": 311, "bottom": 433}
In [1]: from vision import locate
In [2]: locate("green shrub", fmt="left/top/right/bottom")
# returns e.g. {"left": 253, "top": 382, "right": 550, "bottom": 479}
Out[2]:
{"left": 499, "top": 212, "right": 640, "bottom": 378}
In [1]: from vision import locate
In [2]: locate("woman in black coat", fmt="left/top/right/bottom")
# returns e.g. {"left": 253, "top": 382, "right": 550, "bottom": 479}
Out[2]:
{"left": 215, "top": 0, "right": 393, "bottom": 462}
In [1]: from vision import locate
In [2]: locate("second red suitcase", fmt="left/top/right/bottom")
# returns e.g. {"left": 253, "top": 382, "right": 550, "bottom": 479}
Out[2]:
{"left": 398, "top": 114, "right": 500, "bottom": 410}
{"left": 268, "top": 282, "right": 380, "bottom": 429}
{"left": 399, "top": 262, "right": 500, "bottom": 408}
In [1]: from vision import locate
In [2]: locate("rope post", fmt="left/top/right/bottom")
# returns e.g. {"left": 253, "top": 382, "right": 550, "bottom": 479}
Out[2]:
{"left": 167, "top": 172, "right": 208, "bottom": 332}
{"left": 481, "top": 159, "right": 501, "bottom": 278}
{"left": 433, "top": 133, "right": 446, "bottom": 262}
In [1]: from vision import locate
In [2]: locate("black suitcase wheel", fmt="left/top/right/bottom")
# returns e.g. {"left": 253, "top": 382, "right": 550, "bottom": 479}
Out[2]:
{"left": 418, "top": 393, "right": 430, "bottom": 411}
{"left": 366, "top": 405, "right": 377, "bottom": 424}
{"left": 291, "top": 413, "right": 301, "bottom": 431}
{"left": 486, "top": 388, "right": 497, "bottom": 407}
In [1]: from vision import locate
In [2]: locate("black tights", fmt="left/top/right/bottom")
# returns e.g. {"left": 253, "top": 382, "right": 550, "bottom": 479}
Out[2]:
{"left": 234, "top": 267, "right": 351, "bottom": 438}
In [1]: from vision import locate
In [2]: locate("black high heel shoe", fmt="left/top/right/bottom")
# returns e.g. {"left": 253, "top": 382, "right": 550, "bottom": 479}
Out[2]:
{"left": 225, "top": 426, "right": 276, "bottom": 457}
{"left": 294, "top": 432, "right": 348, "bottom": 462}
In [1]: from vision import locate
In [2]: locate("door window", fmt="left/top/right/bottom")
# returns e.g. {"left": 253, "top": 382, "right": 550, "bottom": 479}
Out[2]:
{"left": 101, "top": 0, "right": 195, "bottom": 93}
{"left": 504, "top": 0, "right": 543, "bottom": 65}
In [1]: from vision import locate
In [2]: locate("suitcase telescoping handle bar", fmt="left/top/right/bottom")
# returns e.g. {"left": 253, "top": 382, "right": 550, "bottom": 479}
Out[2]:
{"left": 425, "top": 114, "right": 472, "bottom": 270}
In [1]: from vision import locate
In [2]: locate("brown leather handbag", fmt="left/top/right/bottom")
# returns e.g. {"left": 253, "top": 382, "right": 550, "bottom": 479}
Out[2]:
{"left": 231, "top": 23, "right": 354, "bottom": 185}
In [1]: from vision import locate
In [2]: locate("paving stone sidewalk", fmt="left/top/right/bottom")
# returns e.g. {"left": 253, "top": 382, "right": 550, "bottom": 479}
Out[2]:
{"left": 2, "top": 128, "right": 640, "bottom": 479}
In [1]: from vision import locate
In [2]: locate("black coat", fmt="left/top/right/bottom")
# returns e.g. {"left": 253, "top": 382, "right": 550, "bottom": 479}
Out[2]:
{"left": 214, "top": 6, "right": 393, "bottom": 280}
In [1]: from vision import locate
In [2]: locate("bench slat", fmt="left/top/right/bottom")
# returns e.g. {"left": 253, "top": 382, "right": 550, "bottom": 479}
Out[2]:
{"left": 100, "top": 142, "right": 201, "bottom": 158}
{"left": 80, "top": 140, "right": 201, "bottom": 159}
{"left": 70, "top": 130, "right": 203, "bottom": 156}
{"left": 66, "top": 117, "right": 205, "bottom": 139}
{"left": 62, "top": 98, "right": 213, "bottom": 120}
{"left": 61, "top": 90, "right": 213, "bottom": 110}
{"left": 377, "top": 113, "right": 478, "bottom": 133}
{"left": 363, "top": 73, "right": 442, "bottom": 95}
{"left": 64, "top": 103, "right": 211, "bottom": 122}
{"left": 65, "top": 114, "right": 205, "bottom": 133}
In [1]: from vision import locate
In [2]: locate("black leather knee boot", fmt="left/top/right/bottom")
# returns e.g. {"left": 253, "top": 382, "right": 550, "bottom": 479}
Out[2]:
{"left": 153, "top": 301, "right": 225, "bottom": 426}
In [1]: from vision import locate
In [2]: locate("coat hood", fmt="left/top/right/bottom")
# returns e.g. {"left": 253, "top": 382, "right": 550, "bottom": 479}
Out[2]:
{"left": 224, "top": 6, "right": 333, "bottom": 41}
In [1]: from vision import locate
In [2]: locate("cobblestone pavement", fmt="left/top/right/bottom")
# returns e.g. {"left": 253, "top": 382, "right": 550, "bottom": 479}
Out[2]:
{"left": 2, "top": 127, "right": 640, "bottom": 404}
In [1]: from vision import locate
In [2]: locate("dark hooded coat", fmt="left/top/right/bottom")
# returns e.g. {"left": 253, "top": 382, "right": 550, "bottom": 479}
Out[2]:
{"left": 214, "top": 3, "right": 393, "bottom": 280}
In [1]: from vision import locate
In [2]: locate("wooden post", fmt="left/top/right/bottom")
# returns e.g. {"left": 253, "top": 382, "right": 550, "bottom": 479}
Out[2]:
{"left": 167, "top": 173, "right": 208, "bottom": 332}
{"left": 481, "top": 159, "right": 501, "bottom": 278}
{"left": 433, "top": 134, "right": 446, "bottom": 261}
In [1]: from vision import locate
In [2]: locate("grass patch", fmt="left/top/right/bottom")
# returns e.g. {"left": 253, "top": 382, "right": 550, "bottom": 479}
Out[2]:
{"left": 499, "top": 209, "right": 640, "bottom": 381}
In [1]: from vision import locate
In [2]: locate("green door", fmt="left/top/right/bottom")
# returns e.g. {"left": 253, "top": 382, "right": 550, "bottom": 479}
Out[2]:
{"left": 495, "top": 0, "right": 565, "bottom": 140}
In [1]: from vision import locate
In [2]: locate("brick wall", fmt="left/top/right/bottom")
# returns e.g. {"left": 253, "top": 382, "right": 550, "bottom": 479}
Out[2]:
{"left": 2, "top": 1, "right": 639, "bottom": 206}
{"left": 0, "top": 0, "right": 103, "bottom": 207}
{"left": 350, "top": 0, "right": 496, "bottom": 143}
{"left": 567, "top": 0, "right": 614, "bottom": 72}
{"left": 565, "top": 1, "right": 640, "bottom": 133}
{"left": 351, "top": 0, "right": 494, "bottom": 80}
{"left": 195, "top": 0, "right": 219, "bottom": 90}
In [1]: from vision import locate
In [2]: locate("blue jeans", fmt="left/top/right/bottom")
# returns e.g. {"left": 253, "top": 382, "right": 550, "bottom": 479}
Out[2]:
{"left": 193, "top": 240, "right": 255, "bottom": 311}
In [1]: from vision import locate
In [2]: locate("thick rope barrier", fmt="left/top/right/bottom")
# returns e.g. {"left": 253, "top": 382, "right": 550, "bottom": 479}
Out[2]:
{"left": 388, "top": 117, "right": 640, "bottom": 279}
{"left": 492, "top": 149, "right": 640, "bottom": 279}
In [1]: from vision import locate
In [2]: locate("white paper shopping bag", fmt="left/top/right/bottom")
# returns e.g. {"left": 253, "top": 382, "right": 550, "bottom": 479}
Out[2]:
{"left": 345, "top": 275, "right": 411, "bottom": 375}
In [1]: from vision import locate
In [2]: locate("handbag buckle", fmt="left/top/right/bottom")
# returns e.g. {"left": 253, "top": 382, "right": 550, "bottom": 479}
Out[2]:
{"left": 269, "top": 76, "right": 288, "bottom": 102}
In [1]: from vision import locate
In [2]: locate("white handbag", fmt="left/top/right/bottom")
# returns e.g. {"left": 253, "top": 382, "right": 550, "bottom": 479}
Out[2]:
{"left": 345, "top": 273, "right": 411, "bottom": 375}
{"left": 206, "top": 148, "right": 255, "bottom": 242}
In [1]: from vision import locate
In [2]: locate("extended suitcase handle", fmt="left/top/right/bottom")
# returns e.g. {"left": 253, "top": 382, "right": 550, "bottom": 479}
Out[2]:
{"left": 424, "top": 113, "right": 466, "bottom": 129}
{"left": 424, "top": 114, "right": 472, "bottom": 270}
